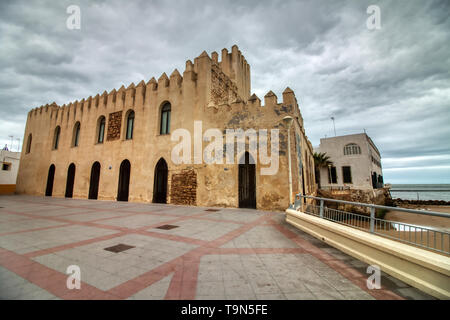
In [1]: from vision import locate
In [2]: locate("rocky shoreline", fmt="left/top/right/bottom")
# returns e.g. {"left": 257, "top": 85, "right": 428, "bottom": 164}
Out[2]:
{"left": 393, "top": 198, "right": 450, "bottom": 206}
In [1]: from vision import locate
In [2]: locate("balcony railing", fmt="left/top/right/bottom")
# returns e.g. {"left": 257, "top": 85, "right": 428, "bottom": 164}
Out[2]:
{"left": 293, "top": 194, "right": 450, "bottom": 255}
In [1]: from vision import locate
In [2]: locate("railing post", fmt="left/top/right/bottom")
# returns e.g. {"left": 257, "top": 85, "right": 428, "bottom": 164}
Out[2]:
{"left": 294, "top": 194, "right": 302, "bottom": 211}
{"left": 319, "top": 200, "right": 324, "bottom": 218}
{"left": 370, "top": 207, "right": 375, "bottom": 233}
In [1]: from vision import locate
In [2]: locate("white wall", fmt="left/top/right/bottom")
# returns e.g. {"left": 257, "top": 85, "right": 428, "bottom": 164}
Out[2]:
{"left": 0, "top": 150, "right": 21, "bottom": 184}
{"left": 315, "top": 133, "right": 383, "bottom": 190}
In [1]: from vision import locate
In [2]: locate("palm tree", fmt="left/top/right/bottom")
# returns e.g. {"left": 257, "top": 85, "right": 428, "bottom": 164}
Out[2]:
{"left": 313, "top": 152, "right": 333, "bottom": 189}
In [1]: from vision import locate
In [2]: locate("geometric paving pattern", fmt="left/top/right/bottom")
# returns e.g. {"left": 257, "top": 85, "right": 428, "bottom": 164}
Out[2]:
{"left": 0, "top": 195, "right": 436, "bottom": 300}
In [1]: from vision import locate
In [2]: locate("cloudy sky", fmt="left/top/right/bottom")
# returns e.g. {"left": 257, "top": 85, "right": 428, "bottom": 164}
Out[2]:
{"left": 1, "top": 0, "right": 449, "bottom": 184}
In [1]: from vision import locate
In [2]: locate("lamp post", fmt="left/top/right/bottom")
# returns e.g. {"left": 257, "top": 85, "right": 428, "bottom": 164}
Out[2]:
{"left": 328, "top": 164, "right": 332, "bottom": 190}
{"left": 282, "top": 116, "right": 294, "bottom": 207}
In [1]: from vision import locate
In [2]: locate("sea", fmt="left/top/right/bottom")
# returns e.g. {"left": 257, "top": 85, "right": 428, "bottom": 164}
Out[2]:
{"left": 389, "top": 184, "right": 450, "bottom": 202}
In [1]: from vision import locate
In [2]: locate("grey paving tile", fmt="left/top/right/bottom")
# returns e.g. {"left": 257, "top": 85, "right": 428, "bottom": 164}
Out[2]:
{"left": 196, "top": 281, "right": 225, "bottom": 296}
{"left": 224, "top": 280, "right": 254, "bottom": 296}
{"left": 248, "top": 277, "right": 281, "bottom": 295}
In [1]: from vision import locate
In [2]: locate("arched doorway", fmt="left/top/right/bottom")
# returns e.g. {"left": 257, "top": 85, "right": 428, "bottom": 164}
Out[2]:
{"left": 89, "top": 162, "right": 101, "bottom": 200}
{"left": 238, "top": 152, "right": 256, "bottom": 208}
{"left": 153, "top": 158, "right": 168, "bottom": 203}
{"left": 45, "top": 164, "right": 55, "bottom": 196}
{"left": 117, "top": 159, "right": 131, "bottom": 201}
{"left": 65, "top": 163, "right": 76, "bottom": 198}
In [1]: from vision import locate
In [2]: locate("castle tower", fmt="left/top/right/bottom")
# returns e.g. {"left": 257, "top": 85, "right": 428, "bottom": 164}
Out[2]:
{"left": 218, "top": 45, "right": 251, "bottom": 101}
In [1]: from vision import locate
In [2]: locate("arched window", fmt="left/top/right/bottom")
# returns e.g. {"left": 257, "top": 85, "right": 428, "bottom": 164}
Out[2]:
{"left": 344, "top": 143, "right": 361, "bottom": 155}
{"left": 26, "top": 134, "right": 32, "bottom": 154}
{"left": 53, "top": 126, "right": 61, "bottom": 150}
{"left": 126, "top": 111, "right": 134, "bottom": 140}
{"left": 160, "top": 103, "right": 171, "bottom": 135}
{"left": 73, "top": 122, "right": 81, "bottom": 147}
{"left": 97, "top": 116, "right": 105, "bottom": 143}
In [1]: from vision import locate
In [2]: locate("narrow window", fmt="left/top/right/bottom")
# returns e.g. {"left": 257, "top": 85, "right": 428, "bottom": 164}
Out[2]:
{"left": 53, "top": 126, "right": 60, "bottom": 150}
{"left": 26, "top": 134, "right": 32, "bottom": 153}
{"left": 160, "top": 103, "right": 171, "bottom": 135}
{"left": 126, "top": 111, "right": 134, "bottom": 140}
{"left": 342, "top": 166, "right": 352, "bottom": 183}
{"left": 97, "top": 117, "right": 105, "bottom": 143}
{"left": 73, "top": 122, "right": 80, "bottom": 147}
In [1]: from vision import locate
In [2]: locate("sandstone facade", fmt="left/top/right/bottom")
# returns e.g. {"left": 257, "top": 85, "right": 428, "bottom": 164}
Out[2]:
{"left": 16, "top": 45, "right": 316, "bottom": 211}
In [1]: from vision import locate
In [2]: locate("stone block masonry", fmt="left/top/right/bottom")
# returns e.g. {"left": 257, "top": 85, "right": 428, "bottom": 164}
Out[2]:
{"left": 170, "top": 169, "right": 197, "bottom": 205}
{"left": 107, "top": 111, "right": 122, "bottom": 141}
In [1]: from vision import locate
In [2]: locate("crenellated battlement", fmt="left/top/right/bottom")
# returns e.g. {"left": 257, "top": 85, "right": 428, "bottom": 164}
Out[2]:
{"left": 206, "top": 85, "right": 304, "bottom": 128}
{"left": 27, "top": 45, "right": 297, "bottom": 130}
{"left": 27, "top": 50, "right": 203, "bottom": 120}
{"left": 28, "top": 46, "right": 253, "bottom": 121}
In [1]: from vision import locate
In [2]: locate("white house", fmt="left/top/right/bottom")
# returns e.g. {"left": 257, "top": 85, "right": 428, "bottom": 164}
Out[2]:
{"left": 1, "top": 147, "right": 21, "bottom": 194}
{"left": 314, "top": 133, "right": 383, "bottom": 190}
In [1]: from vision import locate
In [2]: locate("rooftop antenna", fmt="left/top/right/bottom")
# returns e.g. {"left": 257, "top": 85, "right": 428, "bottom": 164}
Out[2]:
{"left": 330, "top": 117, "right": 336, "bottom": 137}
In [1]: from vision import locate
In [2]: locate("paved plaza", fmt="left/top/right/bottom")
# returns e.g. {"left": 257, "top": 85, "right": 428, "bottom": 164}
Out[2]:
{"left": 0, "top": 195, "right": 435, "bottom": 300}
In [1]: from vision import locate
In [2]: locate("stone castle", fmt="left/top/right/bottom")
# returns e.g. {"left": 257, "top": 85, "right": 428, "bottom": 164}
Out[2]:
{"left": 16, "top": 45, "right": 316, "bottom": 211}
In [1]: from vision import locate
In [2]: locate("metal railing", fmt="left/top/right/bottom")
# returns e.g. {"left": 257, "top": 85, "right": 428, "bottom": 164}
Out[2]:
{"left": 293, "top": 194, "right": 450, "bottom": 255}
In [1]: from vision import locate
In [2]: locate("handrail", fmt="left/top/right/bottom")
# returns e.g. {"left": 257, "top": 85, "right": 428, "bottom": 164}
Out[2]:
{"left": 294, "top": 193, "right": 450, "bottom": 255}
{"left": 295, "top": 194, "right": 450, "bottom": 219}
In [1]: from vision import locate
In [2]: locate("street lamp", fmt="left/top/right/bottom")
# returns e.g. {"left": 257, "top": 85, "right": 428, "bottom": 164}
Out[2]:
{"left": 328, "top": 164, "right": 332, "bottom": 190}
{"left": 282, "top": 116, "right": 294, "bottom": 207}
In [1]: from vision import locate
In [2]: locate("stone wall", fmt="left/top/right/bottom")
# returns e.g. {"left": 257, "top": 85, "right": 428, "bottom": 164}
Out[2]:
{"left": 170, "top": 169, "right": 197, "bottom": 205}
{"left": 210, "top": 63, "right": 238, "bottom": 106}
{"left": 317, "top": 188, "right": 391, "bottom": 215}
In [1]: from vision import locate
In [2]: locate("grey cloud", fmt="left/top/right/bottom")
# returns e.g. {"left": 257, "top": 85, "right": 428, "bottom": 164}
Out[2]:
{"left": 0, "top": 0, "right": 449, "bottom": 183}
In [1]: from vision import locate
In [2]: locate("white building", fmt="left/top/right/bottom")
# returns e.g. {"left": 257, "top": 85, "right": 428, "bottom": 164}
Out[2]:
{"left": 1, "top": 148, "right": 21, "bottom": 194}
{"left": 314, "top": 133, "right": 383, "bottom": 190}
